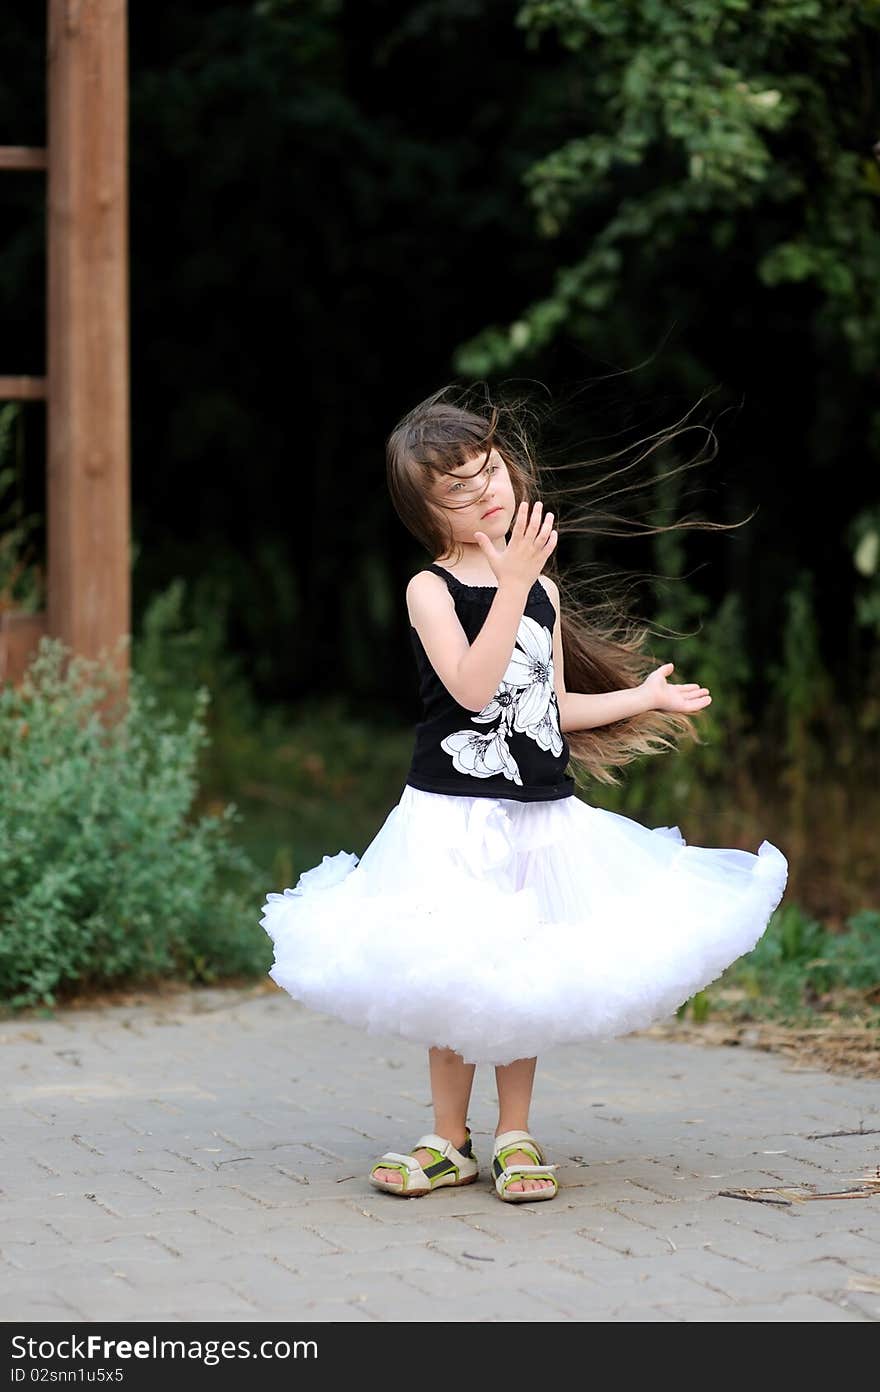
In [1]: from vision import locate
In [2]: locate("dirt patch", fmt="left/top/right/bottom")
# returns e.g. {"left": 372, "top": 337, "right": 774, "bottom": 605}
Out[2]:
{"left": 0, "top": 975, "right": 278, "bottom": 1022}
{"left": 639, "top": 1014, "right": 880, "bottom": 1080}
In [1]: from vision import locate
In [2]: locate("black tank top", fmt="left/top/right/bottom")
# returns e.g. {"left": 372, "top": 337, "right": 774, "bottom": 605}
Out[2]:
{"left": 405, "top": 563, "right": 575, "bottom": 802}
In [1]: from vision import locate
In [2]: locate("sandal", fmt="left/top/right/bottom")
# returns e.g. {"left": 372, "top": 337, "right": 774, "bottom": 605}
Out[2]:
{"left": 492, "top": 1129, "right": 559, "bottom": 1203}
{"left": 369, "top": 1127, "right": 479, "bottom": 1198}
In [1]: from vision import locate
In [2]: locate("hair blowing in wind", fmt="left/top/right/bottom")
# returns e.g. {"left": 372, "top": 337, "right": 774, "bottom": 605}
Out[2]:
{"left": 386, "top": 381, "right": 753, "bottom": 788}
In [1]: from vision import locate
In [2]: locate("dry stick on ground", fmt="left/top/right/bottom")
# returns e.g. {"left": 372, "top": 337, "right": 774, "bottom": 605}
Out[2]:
{"left": 720, "top": 1176, "right": 880, "bottom": 1205}
{"left": 807, "top": 1127, "right": 880, "bottom": 1138}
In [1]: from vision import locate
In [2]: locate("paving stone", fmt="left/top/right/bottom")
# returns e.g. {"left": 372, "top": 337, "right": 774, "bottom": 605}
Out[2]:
{"left": 3, "top": 987, "right": 879, "bottom": 1322}
{"left": 706, "top": 1229, "right": 880, "bottom": 1272}
{"left": 0, "top": 1290, "right": 83, "bottom": 1320}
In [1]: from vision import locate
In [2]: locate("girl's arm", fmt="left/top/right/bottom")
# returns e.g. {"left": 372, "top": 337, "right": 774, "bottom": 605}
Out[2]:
{"left": 541, "top": 576, "right": 712, "bottom": 731}
{"left": 407, "top": 572, "right": 533, "bottom": 714}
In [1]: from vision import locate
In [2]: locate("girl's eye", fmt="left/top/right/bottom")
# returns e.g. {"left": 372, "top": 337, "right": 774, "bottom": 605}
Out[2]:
{"left": 450, "top": 463, "right": 497, "bottom": 494}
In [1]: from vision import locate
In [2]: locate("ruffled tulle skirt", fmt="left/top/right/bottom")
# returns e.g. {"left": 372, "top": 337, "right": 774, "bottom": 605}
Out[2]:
{"left": 259, "top": 784, "right": 789, "bottom": 1066}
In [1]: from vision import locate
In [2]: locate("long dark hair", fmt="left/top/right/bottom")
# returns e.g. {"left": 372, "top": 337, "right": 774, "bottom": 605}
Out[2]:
{"left": 386, "top": 382, "right": 751, "bottom": 788}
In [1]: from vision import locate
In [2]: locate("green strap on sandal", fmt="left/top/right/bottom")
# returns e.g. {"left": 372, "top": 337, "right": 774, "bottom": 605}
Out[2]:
{"left": 492, "top": 1129, "right": 559, "bottom": 1203}
{"left": 369, "top": 1128, "right": 479, "bottom": 1198}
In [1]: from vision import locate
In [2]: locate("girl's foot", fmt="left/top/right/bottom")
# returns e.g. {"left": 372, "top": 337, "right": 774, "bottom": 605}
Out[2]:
{"left": 371, "top": 1130, "right": 470, "bottom": 1188}
{"left": 498, "top": 1148, "right": 556, "bottom": 1194}
{"left": 492, "top": 1130, "right": 559, "bottom": 1200}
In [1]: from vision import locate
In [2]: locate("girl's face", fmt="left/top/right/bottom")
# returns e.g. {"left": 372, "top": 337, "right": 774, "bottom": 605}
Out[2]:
{"left": 429, "top": 447, "right": 517, "bottom": 552}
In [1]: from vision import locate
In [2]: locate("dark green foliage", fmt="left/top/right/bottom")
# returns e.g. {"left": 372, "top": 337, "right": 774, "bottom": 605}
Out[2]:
{"left": 731, "top": 904, "right": 880, "bottom": 1019}
{"left": 1, "top": 2, "right": 878, "bottom": 712}
{"left": 460, "top": 0, "right": 880, "bottom": 378}
{"left": 677, "top": 903, "right": 880, "bottom": 1025}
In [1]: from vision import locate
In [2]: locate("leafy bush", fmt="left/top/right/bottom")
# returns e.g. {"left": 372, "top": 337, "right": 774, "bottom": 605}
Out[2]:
{"left": 727, "top": 903, "right": 880, "bottom": 1020}
{"left": 674, "top": 904, "right": 880, "bottom": 1027}
{"left": 132, "top": 572, "right": 260, "bottom": 750}
{"left": 0, "top": 636, "right": 268, "bottom": 1009}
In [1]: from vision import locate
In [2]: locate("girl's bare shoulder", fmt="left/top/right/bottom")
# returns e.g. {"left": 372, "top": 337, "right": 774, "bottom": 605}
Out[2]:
{"left": 405, "top": 568, "right": 454, "bottom": 627}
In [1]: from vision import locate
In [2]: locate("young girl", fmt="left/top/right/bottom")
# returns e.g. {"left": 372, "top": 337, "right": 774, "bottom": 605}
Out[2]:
{"left": 259, "top": 388, "right": 789, "bottom": 1203}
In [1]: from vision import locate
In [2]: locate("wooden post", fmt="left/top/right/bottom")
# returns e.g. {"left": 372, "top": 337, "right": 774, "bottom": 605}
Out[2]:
{"left": 47, "top": 0, "right": 130, "bottom": 699}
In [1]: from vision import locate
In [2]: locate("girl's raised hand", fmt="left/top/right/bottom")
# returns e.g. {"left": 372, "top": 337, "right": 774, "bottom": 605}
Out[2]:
{"left": 640, "top": 662, "right": 712, "bottom": 714}
{"left": 473, "top": 499, "right": 557, "bottom": 590}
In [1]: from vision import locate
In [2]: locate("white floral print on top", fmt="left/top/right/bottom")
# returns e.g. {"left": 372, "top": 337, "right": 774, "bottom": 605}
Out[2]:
{"left": 440, "top": 613, "right": 564, "bottom": 784}
{"left": 437, "top": 725, "right": 524, "bottom": 784}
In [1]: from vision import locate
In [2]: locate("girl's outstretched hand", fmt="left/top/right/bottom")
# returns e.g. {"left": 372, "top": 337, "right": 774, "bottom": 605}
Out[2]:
{"left": 473, "top": 499, "right": 557, "bottom": 590}
{"left": 640, "top": 662, "right": 712, "bottom": 714}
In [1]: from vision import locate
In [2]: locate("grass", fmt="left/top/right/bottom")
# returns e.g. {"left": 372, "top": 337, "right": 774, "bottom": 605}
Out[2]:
{"left": 685, "top": 902, "right": 880, "bottom": 1031}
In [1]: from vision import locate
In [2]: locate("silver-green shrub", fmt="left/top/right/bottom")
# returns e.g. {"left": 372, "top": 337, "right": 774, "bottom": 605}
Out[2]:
{"left": 0, "top": 636, "right": 264, "bottom": 1008}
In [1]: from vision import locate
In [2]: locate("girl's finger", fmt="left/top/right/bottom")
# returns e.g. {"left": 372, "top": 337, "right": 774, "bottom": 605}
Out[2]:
{"left": 531, "top": 509, "right": 553, "bottom": 545}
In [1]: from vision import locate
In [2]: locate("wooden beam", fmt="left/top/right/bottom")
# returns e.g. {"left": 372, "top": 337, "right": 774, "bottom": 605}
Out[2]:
{"left": 47, "top": 0, "right": 130, "bottom": 696}
{"left": 0, "top": 146, "right": 48, "bottom": 171}
{"left": 0, "top": 376, "right": 48, "bottom": 400}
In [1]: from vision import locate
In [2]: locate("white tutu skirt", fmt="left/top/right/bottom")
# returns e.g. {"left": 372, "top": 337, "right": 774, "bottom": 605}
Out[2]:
{"left": 259, "top": 784, "right": 789, "bottom": 1066}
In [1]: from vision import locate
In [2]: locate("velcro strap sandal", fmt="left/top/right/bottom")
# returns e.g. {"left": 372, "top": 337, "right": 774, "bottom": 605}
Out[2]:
{"left": 492, "top": 1129, "right": 559, "bottom": 1202}
{"left": 369, "top": 1128, "right": 479, "bottom": 1198}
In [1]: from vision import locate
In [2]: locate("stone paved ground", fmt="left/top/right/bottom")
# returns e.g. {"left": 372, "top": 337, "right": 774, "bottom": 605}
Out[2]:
{"left": 1, "top": 984, "right": 879, "bottom": 1323}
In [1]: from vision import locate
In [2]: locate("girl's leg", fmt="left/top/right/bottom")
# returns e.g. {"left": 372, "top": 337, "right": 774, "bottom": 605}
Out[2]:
{"left": 372, "top": 1046, "right": 476, "bottom": 1186}
{"left": 494, "top": 1056, "right": 553, "bottom": 1194}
